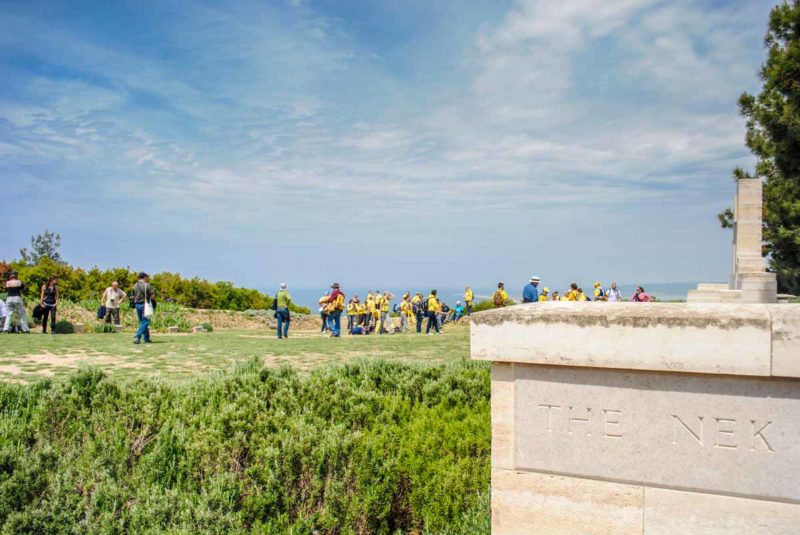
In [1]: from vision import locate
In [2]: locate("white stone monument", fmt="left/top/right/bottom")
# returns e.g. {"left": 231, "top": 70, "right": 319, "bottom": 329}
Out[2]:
{"left": 472, "top": 302, "right": 800, "bottom": 533}
{"left": 688, "top": 177, "right": 777, "bottom": 303}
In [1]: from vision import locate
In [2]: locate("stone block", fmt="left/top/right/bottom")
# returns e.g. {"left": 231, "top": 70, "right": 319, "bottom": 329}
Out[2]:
{"left": 492, "top": 468, "right": 643, "bottom": 535}
{"left": 644, "top": 487, "right": 800, "bottom": 534}
{"left": 192, "top": 326, "right": 206, "bottom": 333}
{"left": 73, "top": 323, "right": 84, "bottom": 334}
{"left": 167, "top": 326, "right": 180, "bottom": 334}
{"left": 513, "top": 363, "right": 800, "bottom": 501}
{"left": 696, "top": 283, "right": 728, "bottom": 291}
{"left": 491, "top": 363, "right": 515, "bottom": 469}
{"left": 471, "top": 303, "right": 772, "bottom": 376}
{"left": 770, "top": 305, "right": 800, "bottom": 378}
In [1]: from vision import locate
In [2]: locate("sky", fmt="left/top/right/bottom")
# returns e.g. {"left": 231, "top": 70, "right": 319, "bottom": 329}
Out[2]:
{"left": 0, "top": 0, "right": 780, "bottom": 292}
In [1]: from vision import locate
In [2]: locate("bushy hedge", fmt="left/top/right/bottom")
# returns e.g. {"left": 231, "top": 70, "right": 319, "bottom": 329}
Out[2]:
{"left": 0, "top": 259, "right": 310, "bottom": 314}
{"left": 52, "top": 320, "right": 74, "bottom": 334}
{"left": 0, "top": 360, "right": 490, "bottom": 533}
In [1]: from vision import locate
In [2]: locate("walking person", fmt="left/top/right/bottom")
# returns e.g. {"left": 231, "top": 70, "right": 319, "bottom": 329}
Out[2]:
{"left": 464, "top": 286, "right": 474, "bottom": 315}
{"left": 523, "top": 276, "right": 540, "bottom": 303}
{"left": 425, "top": 289, "right": 441, "bottom": 335}
{"left": 101, "top": 281, "right": 127, "bottom": 326}
{"left": 39, "top": 277, "right": 59, "bottom": 334}
{"left": 323, "top": 283, "right": 345, "bottom": 337}
{"left": 131, "top": 272, "right": 155, "bottom": 344}
{"left": 275, "top": 283, "right": 292, "bottom": 339}
{"left": 319, "top": 291, "right": 330, "bottom": 332}
{"left": 412, "top": 292, "right": 425, "bottom": 333}
{"left": 3, "top": 272, "right": 29, "bottom": 333}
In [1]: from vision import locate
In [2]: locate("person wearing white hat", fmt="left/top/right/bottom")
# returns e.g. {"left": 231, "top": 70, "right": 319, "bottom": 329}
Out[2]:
{"left": 523, "top": 275, "right": 541, "bottom": 303}
{"left": 275, "top": 282, "right": 293, "bottom": 339}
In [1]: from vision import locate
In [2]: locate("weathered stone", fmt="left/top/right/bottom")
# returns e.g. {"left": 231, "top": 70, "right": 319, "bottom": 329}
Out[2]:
{"left": 644, "top": 488, "right": 800, "bottom": 534}
{"left": 472, "top": 303, "right": 773, "bottom": 376}
{"left": 167, "top": 326, "right": 180, "bottom": 334}
{"left": 191, "top": 326, "right": 205, "bottom": 333}
{"left": 513, "top": 363, "right": 800, "bottom": 501}
{"left": 73, "top": 323, "right": 84, "bottom": 334}
{"left": 770, "top": 305, "right": 800, "bottom": 378}
{"left": 492, "top": 468, "right": 643, "bottom": 534}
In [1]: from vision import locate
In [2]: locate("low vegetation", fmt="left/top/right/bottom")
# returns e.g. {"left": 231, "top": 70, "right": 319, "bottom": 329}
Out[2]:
{"left": 0, "top": 358, "right": 490, "bottom": 534}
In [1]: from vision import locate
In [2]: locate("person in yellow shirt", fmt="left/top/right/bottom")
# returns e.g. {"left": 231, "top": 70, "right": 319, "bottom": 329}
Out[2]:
{"left": 399, "top": 293, "right": 413, "bottom": 332}
{"left": 577, "top": 288, "right": 589, "bottom": 302}
{"left": 356, "top": 300, "right": 367, "bottom": 327}
{"left": 373, "top": 291, "right": 384, "bottom": 332}
{"left": 593, "top": 282, "right": 607, "bottom": 301}
{"left": 567, "top": 283, "right": 579, "bottom": 301}
{"left": 346, "top": 297, "right": 359, "bottom": 333}
{"left": 426, "top": 290, "right": 441, "bottom": 335}
{"left": 551, "top": 290, "right": 560, "bottom": 301}
{"left": 379, "top": 291, "right": 394, "bottom": 334}
{"left": 464, "top": 286, "right": 474, "bottom": 316}
{"left": 365, "top": 291, "right": 376, "bottom": 330}
{"left": 539, "top": 287, "right": 550, "bottom": 302}
{"left": 493, "top": 282, "right": 509, "bottom": 307}
{"left": 412, "top": 292, "right": 424, "bottom": 333}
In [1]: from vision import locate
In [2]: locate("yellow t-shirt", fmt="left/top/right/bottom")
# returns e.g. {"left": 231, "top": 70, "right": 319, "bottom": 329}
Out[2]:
{"left": 464, "top": 289, "right": 473, "bottom": 303}
{"left": 538, "top": 294, "right": 548, "bottom": 302}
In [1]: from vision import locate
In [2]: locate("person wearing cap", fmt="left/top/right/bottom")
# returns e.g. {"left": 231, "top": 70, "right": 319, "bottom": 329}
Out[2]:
{"left": 523, "top": 276, "right": 540, "bottom": 303}
{"left": 131, "top": 272, "right": 155, "bottom": 344}
{"left": 593, "top": 282, "right": 607, "bottom": 302}
{"left": 276, "top": 283, "right": 292, "bottom": 339}
{"left": 453, "top": 300, "right": 466, "bottom": 322}
{"left": 321, "top": 283, "right": 345, "bottom": 337}
{"left": 3, "top": 271, "right": 29, "bottom": 333}
{"left": 539, "top": 287, "right": 550, "bottom": 302}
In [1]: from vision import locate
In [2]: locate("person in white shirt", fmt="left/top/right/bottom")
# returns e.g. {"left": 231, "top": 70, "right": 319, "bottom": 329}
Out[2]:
{"left": 607, "top": 282, "right": 623, "bottom": 302}
{"left": 0, "top": 298, "right": 8, "bottom": 328}
{"left": 102, "top": 281, "right": 127, "bottom": 326}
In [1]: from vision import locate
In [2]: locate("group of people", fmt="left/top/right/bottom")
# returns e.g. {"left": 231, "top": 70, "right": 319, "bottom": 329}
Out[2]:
{"left": 1, "top": 271, "right": 157, "bottom": 343}
{"left": 496, "top": 277, "right": 652, "bottom": 305}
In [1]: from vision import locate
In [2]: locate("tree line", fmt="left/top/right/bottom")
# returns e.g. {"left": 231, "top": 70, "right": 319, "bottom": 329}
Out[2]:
{"left": 0, "top": 258, "right": 309, "bottom": 314}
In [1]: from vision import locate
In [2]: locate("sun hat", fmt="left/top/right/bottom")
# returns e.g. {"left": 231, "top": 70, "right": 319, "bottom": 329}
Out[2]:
{"left": 280, "top": 282, "right": 288, "bottom": 290}
{"left": 331, "top": 282, "right": 340, "bottom": 289}
{"left": 530, "top": 275, "right": 540, "bottom": 282}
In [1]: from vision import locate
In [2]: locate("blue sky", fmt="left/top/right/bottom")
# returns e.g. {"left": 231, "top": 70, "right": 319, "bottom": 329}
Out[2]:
{"left": 0, "top": 0, "right": 779, "bottom": 292}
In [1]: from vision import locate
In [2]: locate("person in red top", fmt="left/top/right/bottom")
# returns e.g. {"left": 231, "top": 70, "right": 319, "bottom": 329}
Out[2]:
{"left": 323, "top": 282, "right": 346, "bottom": 337}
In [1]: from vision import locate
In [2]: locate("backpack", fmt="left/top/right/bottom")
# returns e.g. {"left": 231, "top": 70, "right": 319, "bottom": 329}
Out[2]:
{"left": 271, "top": 295, "right": 278, "bottom": 311}
{"left": 421, "top": 298, "right": 430, "bottom": 313}
{"left": 493, "top": 291, "right": 505, "bottom": 307}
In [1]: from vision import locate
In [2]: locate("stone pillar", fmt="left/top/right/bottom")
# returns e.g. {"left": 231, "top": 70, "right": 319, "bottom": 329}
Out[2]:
{"left": 472, "top": 303, "right": 800, "bottom": 534}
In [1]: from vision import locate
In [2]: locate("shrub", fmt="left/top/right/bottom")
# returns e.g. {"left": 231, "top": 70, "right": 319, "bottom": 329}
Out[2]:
{"left": 0, "top": 360, "right": 490, "bottom": 533}
{"left": 93, "top": 323, "right": 117, "bottom": 334}
{"left": 52, "top": 320, "right": 74, "bottom": 334}
{"left": 200, "top": 322, "right": 213, "bottom": 332}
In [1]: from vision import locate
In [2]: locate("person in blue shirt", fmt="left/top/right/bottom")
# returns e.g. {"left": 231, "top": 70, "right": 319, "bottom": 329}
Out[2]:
{"left": 522, "top": 275, "right": 540, "bottom": 303}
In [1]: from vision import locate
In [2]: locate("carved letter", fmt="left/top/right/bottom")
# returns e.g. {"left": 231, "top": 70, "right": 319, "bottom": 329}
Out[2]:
{"left": 750, "top": 420, "right": 774, "bottom": 453}
{"left": 568, "top": 406, "right": 591, "bottom": 436}
{"left": 672, "top": 415, "right": 703, "bottom": 446}
{"left": 603, "top": 409, "right": 623, "bottom": 438}
{"left": 714, "top": 418, "right": 737, "bottom": 449}
{"left": 539, "top": 404, "right": 561, "bottom": 432}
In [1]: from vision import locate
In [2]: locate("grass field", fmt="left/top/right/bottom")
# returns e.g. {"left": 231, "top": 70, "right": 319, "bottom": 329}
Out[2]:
{"left": 0, "top": 325, "right": 471, "bottom": 384}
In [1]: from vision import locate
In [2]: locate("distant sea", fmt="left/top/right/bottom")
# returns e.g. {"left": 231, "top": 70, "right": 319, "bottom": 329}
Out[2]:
{"left": 265, "top": 282, "right": 702, "bottom": 311}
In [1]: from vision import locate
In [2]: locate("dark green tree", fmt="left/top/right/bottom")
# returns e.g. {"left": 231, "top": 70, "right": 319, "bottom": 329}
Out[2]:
{"left": 19, "top": 229, "right": 64, "bottom": 266}
{"left": 731, "top": 1, "right": 800, "bottom": 294}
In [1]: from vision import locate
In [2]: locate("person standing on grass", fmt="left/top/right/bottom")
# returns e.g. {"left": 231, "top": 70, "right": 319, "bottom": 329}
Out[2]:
{"left": 131, "top": 272, "right": 155, "bottom": 344}
{"left": 3, "top": 271, "right": 29, "bottom": 333}
{"left": 102, "top": 281, "right": 127, "bottom": 326}
{"left": 464, "top": 286, "right": 474, "bottom": 315}
{"left": 426, "top": 289, "right": 441, "bottom": 335}
{"left": 323, "top": 282, "right": 345, "bottom": 337}
{"left": 412, "top": 292, "right": 425, "bottom": 333}
{"left": 379, "top": 291, "right": 394, "bottom": 334}
{"left": 319, "top": 291, "right": 330, "bottom": 332}
{"left": 276, "top": 282, "right": 292, "bottom": 339}
{"left": 39, "top": 277, "right": 59, "bottom": 334}
{"left": 399, "top": 293, "right": 413, "bottom": 332}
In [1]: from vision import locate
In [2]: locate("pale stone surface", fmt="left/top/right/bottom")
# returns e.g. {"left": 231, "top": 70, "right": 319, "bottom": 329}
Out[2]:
{"left": 492, "top": 468, "right": 643, "bottom": 535}
{"left": 167, "top": 326, "right": 180, "bottom": 334}
{"left": 491, "top": 363, "right": 515, "bottom": 469}
{"left": 514, "top": 363, "right": 800, "bottom": 501}
{"left": 644, "top": 488, "right": 800, "bottom": 534}
{"left": 771, "top": 305, "right": 800, "bottom": 378}
{"left": 192, "top": 326, "right": 205, "bottom": 333}
{"left": 73, "top": 323, "right": 84, "bottom": 334}
{"left": 472, "top": 302, "right": 773, "bottom": 376}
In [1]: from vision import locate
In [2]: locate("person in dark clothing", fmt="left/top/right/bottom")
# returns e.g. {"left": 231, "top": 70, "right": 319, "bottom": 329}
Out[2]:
{"left": 131, "top": 272, "right": 155, "bottom": 344}
{"left": 40, "top": 277, "right": 59, "bottom": 334}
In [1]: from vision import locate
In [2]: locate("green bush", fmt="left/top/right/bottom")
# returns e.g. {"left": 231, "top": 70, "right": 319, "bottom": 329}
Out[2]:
{"left": 200, "top": 322, "right": 213, "bottom": 332}
{"left": 52, "top": 320, "right": 74, "bottom": 334}
{"left": 0, "top": 360, "right": 490, "bottom": 533}
{"left": 93, "top": 323, "right": 117, "bottom": 334}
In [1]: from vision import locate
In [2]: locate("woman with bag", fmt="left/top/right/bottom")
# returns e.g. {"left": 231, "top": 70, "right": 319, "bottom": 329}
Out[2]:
{"left": 39, "top": 277, "right": 59, "bottom": 334}
{"left": 132, "top": 272, "right": 155, "bottom": 344}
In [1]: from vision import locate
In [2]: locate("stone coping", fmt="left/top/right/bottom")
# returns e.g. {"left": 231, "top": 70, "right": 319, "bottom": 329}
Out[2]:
{"left": 470, "top": 302, "right": 800, "bottom": 378}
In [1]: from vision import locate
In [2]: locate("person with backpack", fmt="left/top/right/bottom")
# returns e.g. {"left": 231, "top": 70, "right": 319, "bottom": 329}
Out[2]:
{"left": 425, "top": 290, "right": 441, "bottom": 335}
{"left": 275, "top": 283, "right": 292, "bottom": 339}
{"left": 398, "top": 293, "right": 413, "bottom": 332}
{"left": 607, "top": 282, "right": 623, "bottom": 302}
{"left": 412, "top": 292, "right": 425, "bottom": 333}
{"left": 131, "top": 272, "right": 155, "bottom": 344}
{"left": 39, "top": 277, "right": 59, "bottom": 334}
{"left": 492, "top": 282, "right": 509, "bottom": 308}
{"left": 3, "top": 272, "right": 29, "bottom": 334}
{"left": 321, "top": 283, "right": 345, "bottom": 337}
{"left": 593, "top": 282, "right": 607, "bottom": 302}
{"left": 523, "top": 276, "right": 540, "bottom": 303}
{"left": 101, "top": 281, "right": 127, "bottom": 326}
